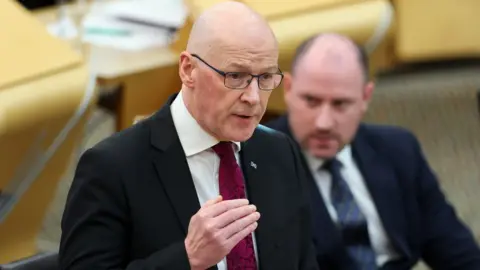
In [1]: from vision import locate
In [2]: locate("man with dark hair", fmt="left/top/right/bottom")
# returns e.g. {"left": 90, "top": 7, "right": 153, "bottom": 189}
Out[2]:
{"left": 266, "top": 33, "right": 480, "bottom": 270}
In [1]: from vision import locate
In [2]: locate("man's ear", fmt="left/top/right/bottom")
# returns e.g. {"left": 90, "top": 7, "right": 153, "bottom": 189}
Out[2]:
{"left": 179, "top": 52, "right": 195, "bottom": 88}
{"left": 362, "top": 81, "right": 375, "bottom": 111}
{"left": 283, "top": 72, "right": 293, "bottom": 101}
{"left": 364, "top": 81, "right": 375, "bottom": 101}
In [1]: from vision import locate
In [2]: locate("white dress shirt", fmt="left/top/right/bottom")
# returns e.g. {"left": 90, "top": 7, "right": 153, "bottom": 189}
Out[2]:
{"left": 303, "top": 146, "right": 399, "bottom": 267}
{"left": 170, "top": 91, "right": 259, "bottom": 270}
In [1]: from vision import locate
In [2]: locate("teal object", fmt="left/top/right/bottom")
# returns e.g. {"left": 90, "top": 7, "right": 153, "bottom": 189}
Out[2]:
{"left": 85, "top": 27, "right": 132, "bottom": 36}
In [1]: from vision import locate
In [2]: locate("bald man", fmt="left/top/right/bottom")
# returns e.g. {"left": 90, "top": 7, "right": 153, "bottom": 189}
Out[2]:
{"left": 266, "top": 33, "right": 480, "bottom": 270}
{"left": 58, "top": 2, "right": 318, "bottom": 270}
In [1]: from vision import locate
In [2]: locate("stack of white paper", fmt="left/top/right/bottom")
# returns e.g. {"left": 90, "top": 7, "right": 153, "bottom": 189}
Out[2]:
{"left": 80, "top": 0, "right": 188, "bottom": 51}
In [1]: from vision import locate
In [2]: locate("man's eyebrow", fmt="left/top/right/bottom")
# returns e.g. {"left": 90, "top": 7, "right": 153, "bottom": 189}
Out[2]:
{"left": 263, "top": 65, "right": 280, "bottom": 72}
{"left": 225, "top": 62, "right": 249, "bottom": 71}
{"left": 225, "top": 63, "right": 279, "bottom": 73}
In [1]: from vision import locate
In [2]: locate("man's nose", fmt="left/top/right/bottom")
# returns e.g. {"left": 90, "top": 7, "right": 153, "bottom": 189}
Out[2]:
{"left": 315, "top": 105, "right": 334, "bottom": 130}
{"left": 241, "top": 80, "right": 261, "bottom": 105}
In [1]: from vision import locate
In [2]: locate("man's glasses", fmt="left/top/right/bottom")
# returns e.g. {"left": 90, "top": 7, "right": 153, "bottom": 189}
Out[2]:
{"left": 191, "top": 54, "right": 283, "bottom": 91}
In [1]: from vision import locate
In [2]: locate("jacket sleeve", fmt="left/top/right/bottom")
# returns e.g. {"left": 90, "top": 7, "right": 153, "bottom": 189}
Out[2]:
{"left": 58, "top": 147, "right": 191, "bottom": 270}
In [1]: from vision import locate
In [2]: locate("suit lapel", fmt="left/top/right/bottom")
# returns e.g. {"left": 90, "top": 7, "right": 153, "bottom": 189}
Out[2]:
{"left": 149, "top": 97, "right": 201, "bottom": 235}
{"left": 302, "top": 156, "right": 344, "bottom": 254}
{"left": 352, "top": 126, "right": 411, "bottom": 258}
{"left": 239, "top": 140, "right": 276, "bottom": 269}
{"left": 266, "top": 115, "right": 345, "bottom": 256}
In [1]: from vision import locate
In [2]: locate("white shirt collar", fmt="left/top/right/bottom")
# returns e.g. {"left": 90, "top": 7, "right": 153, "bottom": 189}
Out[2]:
{"left": 170, "top": 91, "right": 241, "bottom": 157}
{"left": 303, "top": 144, "right": 354, "bottom": 172}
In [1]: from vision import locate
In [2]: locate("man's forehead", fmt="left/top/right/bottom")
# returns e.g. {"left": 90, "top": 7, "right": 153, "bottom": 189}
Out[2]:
{"left": 294, "top": 81, "right": 363, "bottom": 100}
{"left": 208, "top": 47, "right": 278, "bottom": 71}
{"left": 296, "top": 39, "right": 362, "bottom": 75}
{"left": 294, "top": 50, "right": 360, "bottom": 80}
{"left": 224, "top": 55, "right": 277, "bottom": 67}
{"left": 226, "top": 61, "right": 278, "bottom": 70}
{"left": 293, "top": 56, "right": 365, "bottom": 93}
{"left": 309, "top": 46, "right": 355, "bottom": 67}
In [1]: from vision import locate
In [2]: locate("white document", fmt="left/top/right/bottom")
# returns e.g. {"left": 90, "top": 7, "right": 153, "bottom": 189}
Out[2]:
{"left": 80, "top": 0, "right": 188, "bottom": 51}
{"left": 99, "top": 0, "right": 188, "bottom": 28}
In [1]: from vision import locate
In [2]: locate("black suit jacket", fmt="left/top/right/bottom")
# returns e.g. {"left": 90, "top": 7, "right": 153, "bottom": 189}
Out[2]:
{"left": 266, "top": 115, "right": 480, "bottom": 270}
{"left": 59, "top": 96, "right": 319, "bottom": 270}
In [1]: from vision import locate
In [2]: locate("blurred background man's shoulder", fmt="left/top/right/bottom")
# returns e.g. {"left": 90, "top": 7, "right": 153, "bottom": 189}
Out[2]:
{"left": 360, "top": 122, "right": 417, "bottom": 142}
{"left": 262, "top": 114, "right": 289, "bottom": 134}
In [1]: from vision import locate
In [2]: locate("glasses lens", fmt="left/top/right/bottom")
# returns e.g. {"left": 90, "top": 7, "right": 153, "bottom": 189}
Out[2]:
{"left": 258, "top": 74, "right": 283, "bottom": 90}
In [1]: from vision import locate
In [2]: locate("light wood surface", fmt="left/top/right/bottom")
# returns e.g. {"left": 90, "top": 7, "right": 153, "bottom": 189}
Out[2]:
{"left": 394, "top": 0, "right": 480, "bottom": 62}
{"left": 33, "top": 2, "right": 182, "bottom": 130}
{"left": 243, "top": 0, "right": 359, "bottom": 20}
{"left": 32, "top": 2, "right": 179, "bottom": 80}
{"left": 0, "top": 0, "right": 83, "bottom": 89}
{"left": 0, "top": 1, "right": 93, "bottom": 263}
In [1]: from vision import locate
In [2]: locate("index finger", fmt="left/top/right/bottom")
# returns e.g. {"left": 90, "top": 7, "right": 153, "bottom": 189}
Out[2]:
{"left": 202, "top": 199, "right": 250, "bottom": 218}
{"left": 202, "top": 195, "right": 223, "bottom": 208}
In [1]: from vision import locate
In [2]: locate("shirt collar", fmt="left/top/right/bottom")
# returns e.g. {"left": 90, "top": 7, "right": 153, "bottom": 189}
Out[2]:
{"left": 303, "top": 144, "right": 353, "bottom": 171}
{"left": 170, "top": 91, "right": 241, "bottom": 157}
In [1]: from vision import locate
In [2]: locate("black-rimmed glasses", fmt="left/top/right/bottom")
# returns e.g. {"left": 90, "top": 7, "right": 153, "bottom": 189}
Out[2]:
{"left": 191, "top": 54, "right": 283, "bottom": 91}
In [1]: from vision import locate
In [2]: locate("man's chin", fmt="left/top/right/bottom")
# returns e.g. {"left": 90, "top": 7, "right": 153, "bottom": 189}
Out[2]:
{"left": 309, "top": 149, "right": 337, "bottom": 160}
{"left": 222, "top": 125, "right": 257, "bottom": 142}
{"left": 308, "top": 141, "right": 339, "bottom": 159}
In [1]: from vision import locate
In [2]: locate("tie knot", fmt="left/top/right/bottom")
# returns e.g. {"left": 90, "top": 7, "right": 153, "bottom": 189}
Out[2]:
{"left": 321, "top": 158, "right": 342, "bottom": 173}
{"left": 212, "top": 141, "right": 234, "bottom": 158}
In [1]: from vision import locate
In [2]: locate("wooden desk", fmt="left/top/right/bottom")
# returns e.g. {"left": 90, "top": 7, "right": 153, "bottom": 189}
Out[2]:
{"left": 33, "top": 4, "right": 182, "bottom": 131}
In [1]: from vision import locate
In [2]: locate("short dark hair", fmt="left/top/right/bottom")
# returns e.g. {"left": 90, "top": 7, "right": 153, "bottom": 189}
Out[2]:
{"left": 290, "top": 33, "right": 370, "bottom": 81}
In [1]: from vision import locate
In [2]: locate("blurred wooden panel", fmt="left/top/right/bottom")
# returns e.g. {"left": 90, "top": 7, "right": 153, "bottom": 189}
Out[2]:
{"left": 244, "top": 0, "right": 359, "bottom": 19}
{"left": 395, "top": 0, "right": 480, "bottom": 62}
{"left": 0, "top": 0, "right": 82, "bottom": 89}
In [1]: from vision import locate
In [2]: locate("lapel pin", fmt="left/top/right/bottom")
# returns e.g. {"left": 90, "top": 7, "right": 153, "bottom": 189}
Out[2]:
{"left": 250, "top": 161, "right": 257, "bottom": 169}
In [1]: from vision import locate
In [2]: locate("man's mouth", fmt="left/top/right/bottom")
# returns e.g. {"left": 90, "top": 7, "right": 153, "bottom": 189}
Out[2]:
{"left": 311, "top": 133, "right": 336, "bottom": 142}
{"left": 234, "top": 114, "right": 253, "bottom": 119}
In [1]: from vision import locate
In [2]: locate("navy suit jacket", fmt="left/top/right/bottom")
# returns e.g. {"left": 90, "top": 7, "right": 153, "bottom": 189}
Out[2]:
{"left": 266, "top": 115, "right": 480, "bottom": 270}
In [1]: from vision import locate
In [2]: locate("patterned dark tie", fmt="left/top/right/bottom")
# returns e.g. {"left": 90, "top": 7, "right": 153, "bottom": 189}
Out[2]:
{"left": 323, "top": 158, "right": 378, "bottom": 270}
{"left": 212, "top": 142, "right": 257, "bottom": 270}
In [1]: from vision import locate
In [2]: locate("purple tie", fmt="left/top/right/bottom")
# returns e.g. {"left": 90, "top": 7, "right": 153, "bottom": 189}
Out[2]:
{"left": 212, "top": 142, "right": 257, "bottom": 270}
